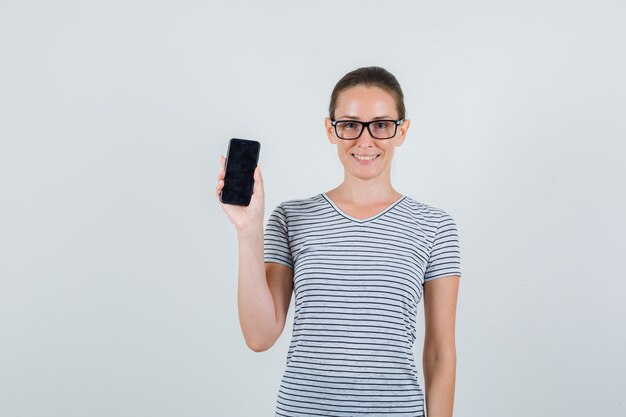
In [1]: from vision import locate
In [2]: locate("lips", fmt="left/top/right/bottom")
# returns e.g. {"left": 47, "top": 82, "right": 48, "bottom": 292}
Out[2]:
{"left": 352, "top": 153, "right": 380, "bottom": 163}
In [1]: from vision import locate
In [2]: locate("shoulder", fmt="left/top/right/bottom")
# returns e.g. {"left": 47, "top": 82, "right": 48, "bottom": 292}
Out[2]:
{"left": 401, "top": 195, "right": 454, "bottom": 219}
{"left": 271, "top": 193, "right": 327, "bottom": 217}
{"left": 400, "top": 195, "right": 459, "bottom": 232}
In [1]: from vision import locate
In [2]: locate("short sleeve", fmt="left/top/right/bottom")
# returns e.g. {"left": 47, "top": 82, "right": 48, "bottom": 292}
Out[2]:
{"left": 264, "top": 204, "right": 294, "bottom": 269}
{"left": 423, "top": 211, "right": 462, "bottom": 282}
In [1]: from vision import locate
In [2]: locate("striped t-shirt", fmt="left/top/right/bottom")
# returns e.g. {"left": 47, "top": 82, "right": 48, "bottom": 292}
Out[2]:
{"left": 263, "top": 192, "right": 462, "bottom": 417}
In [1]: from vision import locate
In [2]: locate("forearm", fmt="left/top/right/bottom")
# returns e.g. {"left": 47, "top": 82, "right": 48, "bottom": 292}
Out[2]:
{"left": 423, "top": 351, "right": 456, "bottom": 417}
{"left": 236, "top": 225, "right": 278, "bottom": 351}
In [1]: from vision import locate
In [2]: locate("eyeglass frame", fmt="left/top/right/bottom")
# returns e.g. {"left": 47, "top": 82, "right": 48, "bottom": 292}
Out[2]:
{"left": 329, "top": 118, "right": 404, "bottom": 140}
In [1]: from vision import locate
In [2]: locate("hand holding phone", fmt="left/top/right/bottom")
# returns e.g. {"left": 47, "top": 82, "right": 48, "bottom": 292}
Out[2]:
{"left": 215, "top": 138, "right": 264, "bottom": 232}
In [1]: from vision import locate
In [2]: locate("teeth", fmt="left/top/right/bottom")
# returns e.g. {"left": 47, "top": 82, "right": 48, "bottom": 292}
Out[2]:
{"left": 353, "top": 154, "right": 378, "bottom": 161}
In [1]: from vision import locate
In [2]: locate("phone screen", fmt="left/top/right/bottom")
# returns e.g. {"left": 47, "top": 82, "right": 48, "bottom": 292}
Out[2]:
{"left": 219, "top": 138, "right": 261, "bottom": 206}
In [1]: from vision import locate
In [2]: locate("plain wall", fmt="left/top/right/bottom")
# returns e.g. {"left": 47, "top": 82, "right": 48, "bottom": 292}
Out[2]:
{"left": 1, "top": 0, "right": 624, "bottom": 416}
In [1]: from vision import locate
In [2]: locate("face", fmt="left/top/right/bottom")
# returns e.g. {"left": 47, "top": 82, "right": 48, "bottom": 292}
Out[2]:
{"left": 325, "top": 85, "right": 410, "bottom": 180}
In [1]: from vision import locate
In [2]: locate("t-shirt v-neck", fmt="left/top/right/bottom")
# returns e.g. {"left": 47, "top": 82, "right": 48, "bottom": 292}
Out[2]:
{"left": 320, "top": 192, "right": 407, "bottom": 223}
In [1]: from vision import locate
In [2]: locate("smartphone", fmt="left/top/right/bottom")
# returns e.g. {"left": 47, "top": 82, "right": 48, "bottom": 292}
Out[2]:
{"left": 219, "top": 138, "right": 261, "bottom": 206}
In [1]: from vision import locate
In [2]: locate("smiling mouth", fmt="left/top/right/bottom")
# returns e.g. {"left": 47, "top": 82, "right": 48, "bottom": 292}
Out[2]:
{"left": 352, "top": 153, "right": 380, "bottom": 161}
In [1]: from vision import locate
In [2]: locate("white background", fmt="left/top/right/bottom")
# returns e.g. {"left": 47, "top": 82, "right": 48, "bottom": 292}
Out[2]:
{"left": 1, "top": 1, "right": 624, "bottom": 416}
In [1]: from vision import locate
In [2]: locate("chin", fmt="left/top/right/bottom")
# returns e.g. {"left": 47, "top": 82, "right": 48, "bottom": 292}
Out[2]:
{"left": 345, "top": 166, "right": 384, "bottom": 178}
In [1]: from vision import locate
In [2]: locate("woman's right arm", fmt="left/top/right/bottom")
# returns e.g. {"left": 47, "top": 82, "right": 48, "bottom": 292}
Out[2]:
{"left": 236, "top": 225, "right": 293, "bottom": 351}
{"left": 215, "top": 154, "right": 293, "bottom": 352}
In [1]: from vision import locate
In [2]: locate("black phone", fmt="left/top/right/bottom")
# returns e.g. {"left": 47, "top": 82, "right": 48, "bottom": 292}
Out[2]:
{"left": 219, "top": 138, "right": 261, "bottom": 206}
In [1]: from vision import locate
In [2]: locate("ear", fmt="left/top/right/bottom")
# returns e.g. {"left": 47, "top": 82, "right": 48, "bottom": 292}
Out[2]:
{"left": 395, "top": 119, "right": 410, "bottom": 146}
{"left": 325, "top": 117, "right": 337, "bottom": 144}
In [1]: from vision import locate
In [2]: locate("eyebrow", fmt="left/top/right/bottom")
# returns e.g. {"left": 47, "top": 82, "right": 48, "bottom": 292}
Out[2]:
{"left": 336, "top": 115, "right": 395, "bottom": 120}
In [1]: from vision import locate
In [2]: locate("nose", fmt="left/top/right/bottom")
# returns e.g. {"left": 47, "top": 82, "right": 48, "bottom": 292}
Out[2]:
{"left": 355, "top": 125, "right": 376, "bottom": 147}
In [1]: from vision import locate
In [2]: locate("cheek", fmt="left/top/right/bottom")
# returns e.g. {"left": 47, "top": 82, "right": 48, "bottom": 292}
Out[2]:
{"left": 338, "top": 143, "right": 352, "bottom": 154}
{"left": 381, "top": 143, "right": 395, "bottom": 155}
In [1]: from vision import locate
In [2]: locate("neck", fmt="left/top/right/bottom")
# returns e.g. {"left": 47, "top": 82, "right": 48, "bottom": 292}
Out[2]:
{"left": 329, "top": 170, "right": 400, "bottom": 205}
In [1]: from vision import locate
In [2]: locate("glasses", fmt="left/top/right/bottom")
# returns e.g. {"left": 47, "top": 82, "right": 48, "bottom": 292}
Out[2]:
{"left": 330, "top": 118, "right": 403, "bottom": 140}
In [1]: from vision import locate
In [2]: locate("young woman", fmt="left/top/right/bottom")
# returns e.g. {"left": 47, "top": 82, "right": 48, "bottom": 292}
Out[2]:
{"left": 216, "top": 66, "right": 462, "bottom": 417}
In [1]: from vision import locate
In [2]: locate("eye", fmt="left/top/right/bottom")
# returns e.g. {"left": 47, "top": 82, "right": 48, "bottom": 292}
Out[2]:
{"left": 342, "top": 122, "right": 358, "bottom": 129}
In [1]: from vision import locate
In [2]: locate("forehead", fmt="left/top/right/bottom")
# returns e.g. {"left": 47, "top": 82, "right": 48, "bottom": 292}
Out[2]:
{"left": 335, "top": 85, "right": 397, "bottom": 119}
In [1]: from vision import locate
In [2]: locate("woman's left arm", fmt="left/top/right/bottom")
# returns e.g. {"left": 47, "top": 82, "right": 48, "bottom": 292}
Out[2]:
{"left": 423, "top": 275, "right": 461, "bottom": 417}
